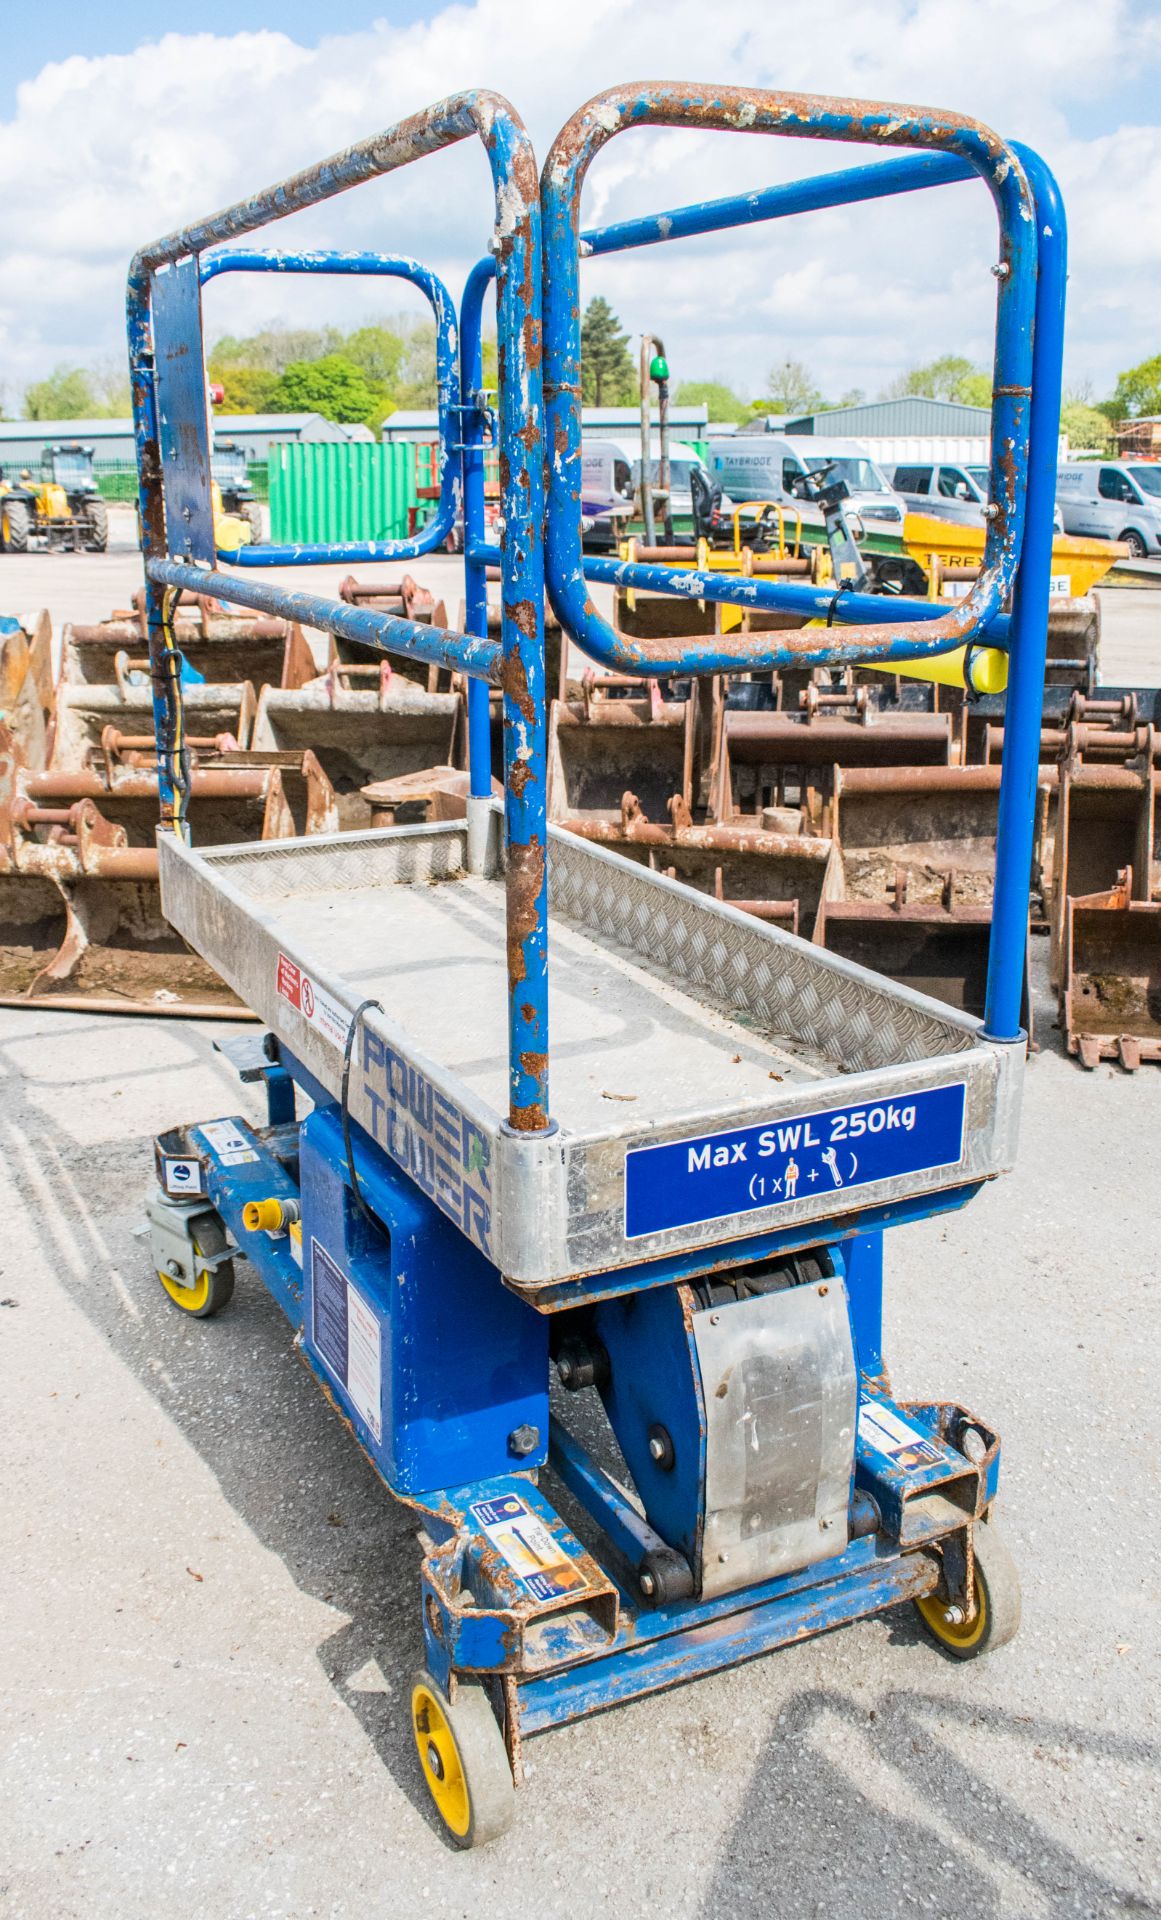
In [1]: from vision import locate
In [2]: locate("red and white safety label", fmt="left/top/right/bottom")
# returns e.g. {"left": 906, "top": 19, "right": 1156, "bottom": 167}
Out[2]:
{"left": 276, "top": 953, "right": 350, "bottom": 1049}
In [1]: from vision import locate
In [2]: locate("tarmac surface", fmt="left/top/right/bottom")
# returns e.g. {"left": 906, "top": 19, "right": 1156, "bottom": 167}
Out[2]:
{"left": 1, "top": 531, "right": 1159, "bottom": 1918}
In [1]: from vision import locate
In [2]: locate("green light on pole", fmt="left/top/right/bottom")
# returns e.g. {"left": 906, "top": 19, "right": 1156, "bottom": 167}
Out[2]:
{"left": 649, "top": 354, "right": 669, "bottom": 384}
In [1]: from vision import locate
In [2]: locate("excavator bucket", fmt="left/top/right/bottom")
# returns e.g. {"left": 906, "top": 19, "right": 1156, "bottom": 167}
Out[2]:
{"left": 61, "top": 604, "right": 316, "bottom": 691}
{"left": 1048, "top": 738, "right": 1159, "bottom": 988}
{"left": 1064, "top": 871, "right": 1161, "bottom": 1070}
{"left": 548, "top": 679, "right": 694, "bottom": 826}
{"left": 816, "top": 765, "right": 1032, "bottom": 1024}
{"left": 251, "top": 673, "right": 463, "bottom": 828}
{"left": 0, "top": 610, "right": 53, "bottom": 768}
{"left": 334, "top": 574, "right": 450, "bottom": 689}
{"left": 0, "top": 712, "right": 338, "bottom": 1015}
{"left": 707, "top": 682, "right": 953, "bottom": 823}
{"left": 48, "top": 681, "right": 256, "bottom": 773}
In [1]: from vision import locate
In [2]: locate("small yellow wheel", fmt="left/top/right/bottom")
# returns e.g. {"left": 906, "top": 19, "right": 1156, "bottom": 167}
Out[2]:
{"left": 915, "top": 1520, "right": 1021, "bottom": 1660}
{"left": 410, "top": 1671, "right": 514, "bottom": 1848}
{"left": 158, "top": 1214, "right": 235, "bottom": 1319}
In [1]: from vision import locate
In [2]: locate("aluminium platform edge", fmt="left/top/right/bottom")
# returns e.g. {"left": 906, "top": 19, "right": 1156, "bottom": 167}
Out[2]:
{"left": 157, "top": 818, "right": 1024, "bottom": 1289}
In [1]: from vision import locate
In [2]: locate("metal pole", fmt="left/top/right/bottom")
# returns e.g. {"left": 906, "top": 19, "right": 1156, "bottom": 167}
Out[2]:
{"left": 639, "top": 334, "right": 656, "bottom": 546}
{"left": 460, "top": 254, "right": 498, "bottom": 869}
{"left": 983, "top": 147, "right": 1067, "bottom": 1041}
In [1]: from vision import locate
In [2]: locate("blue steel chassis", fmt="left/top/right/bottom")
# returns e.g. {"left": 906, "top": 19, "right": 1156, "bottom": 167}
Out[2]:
{"left": 132, "top": 86, "right": 1063, "bottom": 1801}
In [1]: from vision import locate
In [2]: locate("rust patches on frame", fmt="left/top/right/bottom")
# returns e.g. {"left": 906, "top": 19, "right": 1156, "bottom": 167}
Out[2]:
{"left": 498, "top": 622, "right": 538, "bottom": 721}
{"left": 505, "top": 833, "right": 545, "bottom": 991}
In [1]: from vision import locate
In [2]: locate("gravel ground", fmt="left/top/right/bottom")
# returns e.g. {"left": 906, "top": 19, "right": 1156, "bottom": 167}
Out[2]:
{"left": 1, "top": 962, "right": 1158, "bottom": 1919}
{"left": 0, "top": 534, "right": 1158, "bottom": 1916}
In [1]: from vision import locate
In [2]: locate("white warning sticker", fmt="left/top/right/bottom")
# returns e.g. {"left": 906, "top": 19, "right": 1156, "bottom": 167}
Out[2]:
{"left": 311, "top": 1240, "right": 382, "bottom": 1445}
{"left": 276, "top": 953, "right": 349, "bottom": 1049}
{"left": 199, "top": 1119, "right": 258, "bottom": 1166}
{"left": 858, "top": 1401, "right": 943, "bottom": 1469}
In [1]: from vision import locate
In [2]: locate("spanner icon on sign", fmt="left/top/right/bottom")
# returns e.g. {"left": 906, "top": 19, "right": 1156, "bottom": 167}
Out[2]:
{"left": 821, "top": 1147, "right": 843, "bottom": 1187}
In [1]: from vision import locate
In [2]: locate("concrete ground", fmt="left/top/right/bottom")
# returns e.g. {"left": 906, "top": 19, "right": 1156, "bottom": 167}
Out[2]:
{"left": 0, "top": 531, "right": 1159, "bottom": 1917}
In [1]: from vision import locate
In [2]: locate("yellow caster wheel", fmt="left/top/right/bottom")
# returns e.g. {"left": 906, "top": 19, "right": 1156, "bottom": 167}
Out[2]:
{"left": 410, "top": 1671, "right": 514, "bottom": 1848}
{"left": 158, "top": 1213, "right": 235, "bottom": 1319}
{"left": 915, "top": 1520, "right": 1021, "bottom": 1660}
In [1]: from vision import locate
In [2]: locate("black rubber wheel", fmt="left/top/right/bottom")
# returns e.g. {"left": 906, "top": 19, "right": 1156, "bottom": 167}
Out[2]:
{"left": 84, "top": 498, "right": 109, "bottom": 552}
{"left": 1119, "top": 528, "right": 1148, "bottom": 559}
{"left": 1, "top": 499, "right": 30, "bottom": 553}
{"left": 244, "top": 501, "right": 263, "bottom": 543}
{"left": 914, "top": 1518, "right": 1021, "bottom": 1660}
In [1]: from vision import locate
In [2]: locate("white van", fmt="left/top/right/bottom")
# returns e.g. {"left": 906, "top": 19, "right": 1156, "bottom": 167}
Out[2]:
{"left": 707, "top": 435, "right": 905, "bottom": 531}
{"left": 889, "top": 460, "right": 992, "bottom": 527}
{"left": 580, "top": 435, "right": 730, "bottom": 546}
{"left": 1056, "top": 462, "right": 1161, "bottom": 556}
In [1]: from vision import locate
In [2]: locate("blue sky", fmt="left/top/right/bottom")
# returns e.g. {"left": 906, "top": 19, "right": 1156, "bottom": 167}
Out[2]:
{"left": 1, "top": 1, "right": 1159, "bottom": 409}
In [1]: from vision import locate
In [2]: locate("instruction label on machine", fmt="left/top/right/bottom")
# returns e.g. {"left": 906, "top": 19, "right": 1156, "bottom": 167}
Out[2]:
{"left": 198, "top": 1119, "right": 258, "bottom": 1167}
{"left": 858, "top": 1400, "right": 943, "bottom": 1469}
{"left": 277, "top": 954, "right": 350, "bottom": 1050}
{"left": 310, "top": 1240, "right": 382, "bottom": 1444}
{"left": 624, "top": 1082, "right": 966, "bottom": 1238}
{"left": 468, "top": 1494, "right": 588, "bottom": 1603}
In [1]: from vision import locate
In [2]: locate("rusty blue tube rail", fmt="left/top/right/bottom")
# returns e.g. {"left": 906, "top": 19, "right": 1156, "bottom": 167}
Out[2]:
{"left": 198, "top": 248, "right": 461, "bottom": 564}
{"left": 541, "top": 86, "right": 1036, "bottom": 673}
{"left": 147, "top": 558, "right": 501, "bottom": 681}
{"left": 128, "top": 89, "right": 550, "bottom": 1134}
{"left": 460, "top": 254, "right": 497, "bottom": 797}
{"left": 983, "top": 145, "right": 1067, "bottom": 1043}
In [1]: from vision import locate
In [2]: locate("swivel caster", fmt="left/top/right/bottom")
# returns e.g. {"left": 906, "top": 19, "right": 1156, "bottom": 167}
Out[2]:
{"left": 410, "top": 1671, "right": 514, "bottom": 1848}
{"left": 915, "top": 1519, "right": 1021, "bottom": 1659}
{"left": 149, "top": 1200, "right": 236, "bottom": 1319}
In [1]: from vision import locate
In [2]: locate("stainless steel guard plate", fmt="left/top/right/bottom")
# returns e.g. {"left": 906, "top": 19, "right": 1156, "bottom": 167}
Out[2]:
{"left": 693, "top": 1279, "right": 858, "bottom": 1597}
{"left": 158, "top": 819, "right": 1024, "bottom": 1290}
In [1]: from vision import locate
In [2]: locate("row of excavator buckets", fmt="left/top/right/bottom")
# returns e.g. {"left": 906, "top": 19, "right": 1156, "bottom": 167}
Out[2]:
{"left": 0, "top": 559, "right": 1157, "bottom": 1068}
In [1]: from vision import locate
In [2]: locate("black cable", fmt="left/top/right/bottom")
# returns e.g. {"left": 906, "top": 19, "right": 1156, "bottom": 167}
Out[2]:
{"left": 341, "top": 997, "right": 384, "bottom": 1228}
{"left": 962, "top": 641, "right": 986, "bottom": 704}
{"left": 826, "top": 578, "right": 857, "bottom": 627}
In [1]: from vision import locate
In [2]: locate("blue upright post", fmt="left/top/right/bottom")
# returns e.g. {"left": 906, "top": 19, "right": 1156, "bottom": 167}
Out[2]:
{"left": 460, "top": 255, "right": 498, "bottom": 803}
{"left": 983, "top": 149, "right": 1067, "bottom": 1040}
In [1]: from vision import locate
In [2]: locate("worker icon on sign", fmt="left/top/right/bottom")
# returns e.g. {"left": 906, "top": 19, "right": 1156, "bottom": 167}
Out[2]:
{"left": 784, "top": 1156, "right": 800, "bottom": 1198}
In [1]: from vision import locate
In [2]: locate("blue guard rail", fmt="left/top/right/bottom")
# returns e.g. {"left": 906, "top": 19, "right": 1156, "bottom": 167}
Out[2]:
{"left": 131, "top": 85, "right": 1065, "bottom": 1848}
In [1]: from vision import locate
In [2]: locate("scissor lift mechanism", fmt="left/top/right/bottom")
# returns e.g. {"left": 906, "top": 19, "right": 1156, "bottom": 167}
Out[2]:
{"left": 135, "top": 86, "right": 1064, "bottom": 1847}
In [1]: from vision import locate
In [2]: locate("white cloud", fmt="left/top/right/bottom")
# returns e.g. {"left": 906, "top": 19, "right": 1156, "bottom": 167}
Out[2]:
{"left": 0, "top": 0, "right": 1158, "bottom": 409}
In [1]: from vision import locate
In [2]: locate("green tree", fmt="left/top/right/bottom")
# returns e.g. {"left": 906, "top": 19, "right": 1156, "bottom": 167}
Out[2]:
{"left": 269, "top": 355, "right": 382, "bottom": 424}
{"left": 210, "top": 325, "right": 342, "bottom": 376}
{"left": 344, "top": 324, "right": 406, "bottom": 392}
{"left": 212, "top": 366, "right": 283, "bottom": 414}
{"left": 23, "top": 365, "right": 99, "bottom": 419}
{"left": 674, "top": 379, "right": 747, "bottom": 424}
{"left": 395, "top": 320, "right": 439, "bottom": 409}
{"left": 1060, "top": 399, "right": 1114, "bottom": 454}
{"left": 1108, "top": 352, "right": 1161, "bottom": 419}
{"left": 764, "top": 357, "right": 825, "bottom": 415}
{"left": 880, "top": 355, "right": 991, "bottom": 406}
{"left": 580, "top": 297, "right": 636, "bottom": 406}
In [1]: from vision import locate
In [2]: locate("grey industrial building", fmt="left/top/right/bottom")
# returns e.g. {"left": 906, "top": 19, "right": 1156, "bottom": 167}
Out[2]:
{"left": 0, "top": 411, "right": 370, "bottom": 472}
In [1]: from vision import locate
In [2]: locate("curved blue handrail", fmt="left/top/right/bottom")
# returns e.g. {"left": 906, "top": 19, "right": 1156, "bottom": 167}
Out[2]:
{"left": 199, "top": 248, "right": 461, "bottom": 565}
{"left": 540, "top": 86, "right": 1037, "bottom": 675}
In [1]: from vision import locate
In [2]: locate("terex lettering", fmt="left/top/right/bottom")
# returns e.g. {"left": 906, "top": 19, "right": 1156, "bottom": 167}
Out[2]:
{"left": 626, "top": 1084, "right": 967, "bottom": 1239}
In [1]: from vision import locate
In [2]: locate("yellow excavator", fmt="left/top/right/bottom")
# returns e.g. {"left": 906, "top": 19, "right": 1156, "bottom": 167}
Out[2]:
{"left": 0, "top": 443, "right": 108, "bottom": 553}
